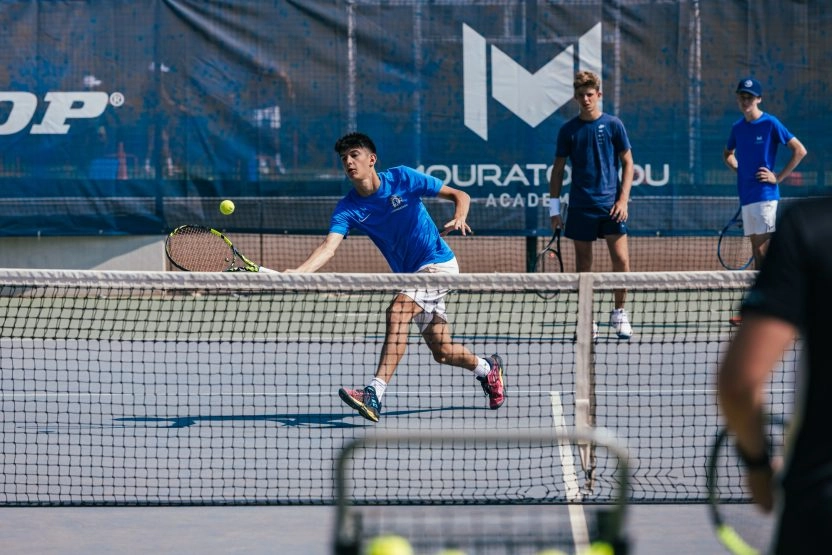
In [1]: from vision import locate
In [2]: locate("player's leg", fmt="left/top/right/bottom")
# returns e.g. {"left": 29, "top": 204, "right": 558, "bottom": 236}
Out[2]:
{"left": 338, "top": 292, "right": 420, "bottom": 422}
{"left": 418, "top": 304, "right": 506, "bottom": 410}
{"left": 605, "top": 233, "right": 630, "bottom": 306}
{"left": 573, "top": 240, "right": 594, "bottom": 272}
{"left": 730, "top": 202, "right": 775, "bottom": 326}
{"left": 565, "top": 208, "right": 600, "bottom": 337}
{"left": 419, "top": 316, "right": 478, "bottom": 369}
{"left": 749, "top": 233, "right": 772, "bottom": 270}
{"left": 376, "top": 293, "right": 423, "bottom": 382}
{"left": 604, "top": 233, "right": 633, "bottom": 339}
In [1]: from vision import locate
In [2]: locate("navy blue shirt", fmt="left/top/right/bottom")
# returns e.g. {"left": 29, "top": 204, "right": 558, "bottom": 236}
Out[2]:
{"left": 555, "top": 113, "right": 631, "bottom": 209}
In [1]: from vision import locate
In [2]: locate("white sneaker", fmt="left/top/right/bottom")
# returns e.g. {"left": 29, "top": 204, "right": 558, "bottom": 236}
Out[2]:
{"left": 609, "top": 309, "right": 633, "bottom": 339}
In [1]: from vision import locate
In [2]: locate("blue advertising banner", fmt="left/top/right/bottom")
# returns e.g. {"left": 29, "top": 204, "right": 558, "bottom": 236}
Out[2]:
{"left": 0, "top": 1, "right": 827, "bottom": 236}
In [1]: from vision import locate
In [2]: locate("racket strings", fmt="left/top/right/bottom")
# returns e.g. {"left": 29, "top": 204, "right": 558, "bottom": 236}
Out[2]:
{"left": 167, "top": 228, "right": 235, "bottom": 272}
{"left": 719, "top": 223, "right": 753, "bottom": 270}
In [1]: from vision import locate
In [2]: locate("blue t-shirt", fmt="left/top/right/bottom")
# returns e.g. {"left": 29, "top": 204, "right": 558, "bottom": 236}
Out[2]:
{"left": 726, "top": 112, "right": 794, "bottom": 206}
{"left": 330, "top": 166, "right": 454, "bottom": 273}
{"left": 555, "top": 113, "right": 631, "bottom": 209}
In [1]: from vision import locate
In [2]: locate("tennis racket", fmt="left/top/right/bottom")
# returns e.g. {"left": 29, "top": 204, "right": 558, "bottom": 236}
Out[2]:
{"left": 165, "top": 225, "right": 273, "bottom": 272}
{"left": 717, "top": 208, "right": 753, "bottom": 270}
{"left": 533, "top": 229, "right": 564, "bottom": 299}
{"left": 706, "top": 415, "right": 786, "bottom": 554}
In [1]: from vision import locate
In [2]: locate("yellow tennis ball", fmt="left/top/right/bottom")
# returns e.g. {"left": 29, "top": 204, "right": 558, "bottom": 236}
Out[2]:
{"left": 219, "top": 199, "right": 235, "bottom": 215}
{"left": 580, "top": 542, "right": 615, "bottom": 555}
{"left": 365, "top": 535, "right": 413, "bottom": 555}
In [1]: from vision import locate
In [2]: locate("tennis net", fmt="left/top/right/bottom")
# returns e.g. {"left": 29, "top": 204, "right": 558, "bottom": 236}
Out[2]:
{"left": 0, "top": 269, "right": 794, "bottom": 505}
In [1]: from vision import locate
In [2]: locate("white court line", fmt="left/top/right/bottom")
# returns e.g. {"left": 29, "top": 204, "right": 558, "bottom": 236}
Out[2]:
{"left": 550, "top": 390, "right": 590, "bottom": 552}
{"left": 2, "top": 387, "right": 793, "bottom": 400}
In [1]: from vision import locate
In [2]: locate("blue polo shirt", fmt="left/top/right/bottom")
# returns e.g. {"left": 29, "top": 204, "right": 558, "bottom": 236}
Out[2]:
{"left": 330, "top": 166, "right": 454, "bottom": 273}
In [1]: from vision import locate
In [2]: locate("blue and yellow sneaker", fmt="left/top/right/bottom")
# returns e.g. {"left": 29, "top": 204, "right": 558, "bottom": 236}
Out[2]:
{"left": 338, "top": 385, "right": 382, "bottom": 423}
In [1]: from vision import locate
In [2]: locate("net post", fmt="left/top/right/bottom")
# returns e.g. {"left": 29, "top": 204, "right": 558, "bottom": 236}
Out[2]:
{"left": 575, "top": 272, "right": 597, "bottom": 491}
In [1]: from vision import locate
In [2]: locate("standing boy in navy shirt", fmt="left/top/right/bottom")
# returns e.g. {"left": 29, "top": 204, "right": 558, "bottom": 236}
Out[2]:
{"left": 549, "top": 71, "right": 634, "bottom": 339}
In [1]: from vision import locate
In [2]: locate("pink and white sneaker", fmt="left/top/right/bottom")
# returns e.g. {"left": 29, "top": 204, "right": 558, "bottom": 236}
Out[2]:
{"left": 477, "top": 354, "right": 506, "bottom": 410}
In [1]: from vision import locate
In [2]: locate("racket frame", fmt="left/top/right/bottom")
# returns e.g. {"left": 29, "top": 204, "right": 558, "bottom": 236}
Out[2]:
{"left": 165, "top": 225, "right": 261, "bottom": 272}
{"left": 717, "top": 208, "right": 753, "bottom": 271}
{"left": 534, "top": 228, "right": 565, "bottom": 274}
{"left": 533, "top": 229, "right": 564, "bottom": 300}
{"left": 706, "top": 415, "right": 785, "bottom": 555}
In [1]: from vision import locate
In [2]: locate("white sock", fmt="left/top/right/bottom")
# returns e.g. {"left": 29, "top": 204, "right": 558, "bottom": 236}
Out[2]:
{"left": 473, "top": 357, "right": 490, "bottom": 379}
{"left": 369, "top": 377, "right": 387, "bottom": 400}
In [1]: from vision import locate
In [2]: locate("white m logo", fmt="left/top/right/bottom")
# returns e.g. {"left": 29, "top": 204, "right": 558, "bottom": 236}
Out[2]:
{"left": 463, "top": 22, "right": 602, "bottom": 141}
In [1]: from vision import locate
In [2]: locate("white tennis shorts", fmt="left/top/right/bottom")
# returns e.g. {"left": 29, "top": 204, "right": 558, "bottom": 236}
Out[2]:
{"left": 741, "top": 200, "right": 777, "bottom": 236}
{"left": 402, "top": 258, "right": 459, "bottom": 333}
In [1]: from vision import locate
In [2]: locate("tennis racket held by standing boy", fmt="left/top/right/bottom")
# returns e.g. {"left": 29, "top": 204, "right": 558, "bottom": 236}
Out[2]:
{"left": 532, "top": 228, "right": 564, "bottom": 299}
{"left": 717, "top": 208, "right": 753, "bottom": 271}
{"left": 165, "top": 225, "right": 276, "bottom": 272}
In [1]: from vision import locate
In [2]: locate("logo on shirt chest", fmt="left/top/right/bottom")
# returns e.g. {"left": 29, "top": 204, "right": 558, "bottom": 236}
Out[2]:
{"left": 389, "top": 195, "right": 407, "bottom": 212}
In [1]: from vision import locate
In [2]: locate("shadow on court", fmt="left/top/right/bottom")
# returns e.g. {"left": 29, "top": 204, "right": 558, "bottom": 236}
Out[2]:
{"left": 110, "top": 405, "right": 479, "bottom": 429}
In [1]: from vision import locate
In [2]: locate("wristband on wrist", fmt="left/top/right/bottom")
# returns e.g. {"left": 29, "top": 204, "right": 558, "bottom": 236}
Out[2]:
{"left": 736, "top": 442, "right": 771, "bottom": 469}
{"left": 549, "top": 198, "right": 561, "bottom": 217}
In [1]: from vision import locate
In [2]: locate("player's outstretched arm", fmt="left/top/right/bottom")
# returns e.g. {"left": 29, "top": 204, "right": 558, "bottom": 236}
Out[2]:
{"left": 286, "top": 232, "right": 344, "bottom": 272}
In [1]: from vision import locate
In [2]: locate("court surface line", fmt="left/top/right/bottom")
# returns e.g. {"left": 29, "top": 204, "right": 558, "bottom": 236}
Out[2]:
{"left": 550, "top": 390, "right": 590, "bottom": 552}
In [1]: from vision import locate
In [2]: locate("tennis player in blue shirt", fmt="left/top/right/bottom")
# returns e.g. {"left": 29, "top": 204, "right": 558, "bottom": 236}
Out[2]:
{"left": 287, "top": 132, "right": 505, "bottom": 423}
{"left": 723, "top": 77, "right": 807, "bottom": 270}
{"left": 549, "top": 71, "right": 634, "bottom": 339}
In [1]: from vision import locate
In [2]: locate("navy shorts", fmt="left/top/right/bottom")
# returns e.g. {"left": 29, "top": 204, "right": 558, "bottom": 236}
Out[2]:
{"left": 565, "top": 205, "right": 628, "bottom": 241}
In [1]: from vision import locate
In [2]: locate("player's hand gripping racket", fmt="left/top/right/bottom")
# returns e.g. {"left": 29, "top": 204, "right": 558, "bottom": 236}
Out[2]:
{"left": 533, "top": 229, "right": 564, "bottom": 299}
{"left": 717, "top": 208, "right": 753, "bottom": 270}
{"left": 165, "top": 225, "right": 275, "bottom": 272}
{"left": 706, "top": 415, "right": 786, "bottom": 554}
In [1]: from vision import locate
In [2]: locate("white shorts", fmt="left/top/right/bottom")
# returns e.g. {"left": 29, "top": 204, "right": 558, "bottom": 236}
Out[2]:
{"left": 741, "top": 200, "right": 777, "bottom": 236}
{"left": 401, "top": 258, "right": 459, "bottom": 333}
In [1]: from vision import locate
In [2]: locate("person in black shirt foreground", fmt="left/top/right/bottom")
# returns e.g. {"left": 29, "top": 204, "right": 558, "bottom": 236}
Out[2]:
{"left": 718, "top": 196, "right": 832, "bottom": 552}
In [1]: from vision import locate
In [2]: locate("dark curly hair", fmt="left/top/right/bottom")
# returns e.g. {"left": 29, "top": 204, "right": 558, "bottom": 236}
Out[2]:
{"left": 334, "top": 132, "right": 377, "bottom": 156}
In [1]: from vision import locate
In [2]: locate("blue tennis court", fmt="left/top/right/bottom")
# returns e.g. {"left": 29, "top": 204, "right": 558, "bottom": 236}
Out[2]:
{"left": 0, "top": 270, "right": 795, "bottom": 553}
